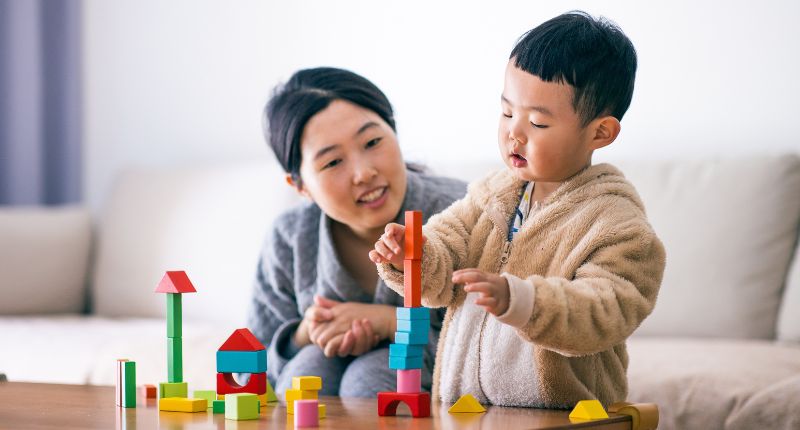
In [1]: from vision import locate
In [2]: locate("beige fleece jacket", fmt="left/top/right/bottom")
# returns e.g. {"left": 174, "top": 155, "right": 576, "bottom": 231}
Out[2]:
{"left": 378, "top": 163, "right": 666, "bottom": 408}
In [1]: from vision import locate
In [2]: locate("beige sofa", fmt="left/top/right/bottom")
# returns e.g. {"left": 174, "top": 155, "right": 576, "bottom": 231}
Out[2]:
{"left": 2, "top": 155, "right": 799, "bottom": 429}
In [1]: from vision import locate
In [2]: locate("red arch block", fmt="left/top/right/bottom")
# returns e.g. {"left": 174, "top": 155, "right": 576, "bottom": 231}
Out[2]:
{"left": 377, "top": 391, "right": 430, "bottom": 417}
{"left": 216, "top": 372, "right": 267, "bottom": 395}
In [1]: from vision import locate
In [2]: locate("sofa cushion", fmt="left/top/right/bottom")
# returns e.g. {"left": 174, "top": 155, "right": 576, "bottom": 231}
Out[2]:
{"left": 617, "top": 155, "right": 800, "bottom": 339}
{"left": 0, "top": 207, "right": 91, "bottom": 314}
{"left": 627, "top": 337, "right": 800, "bottom": 430}
{"left": 91, "top": 158, "right": 301, "bottom": 324}
{"left": 777, "top": 236, "right": 800, "bottom": 342}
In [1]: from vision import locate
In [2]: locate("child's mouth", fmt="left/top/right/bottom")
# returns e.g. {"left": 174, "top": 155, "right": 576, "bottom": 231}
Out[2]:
{"left": 511, "top": 153, "right": 528, "bottom": 168}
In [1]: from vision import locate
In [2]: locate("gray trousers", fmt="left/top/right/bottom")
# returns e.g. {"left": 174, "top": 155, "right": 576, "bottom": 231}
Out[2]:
{"left": 274, "top": 343, "right": 433, "bottom": 397}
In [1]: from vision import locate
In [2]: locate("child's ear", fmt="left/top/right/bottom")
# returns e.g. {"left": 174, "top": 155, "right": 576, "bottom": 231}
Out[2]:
{"left": 285, "top": 174, "right": 312, "bottom": 200}
{"left": 589, "top": 116, "right": 621, "bottom": 150}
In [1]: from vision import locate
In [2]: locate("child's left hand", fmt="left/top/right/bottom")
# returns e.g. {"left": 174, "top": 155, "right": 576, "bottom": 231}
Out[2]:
{"left": 453, "top": 269, "right": 510, "bottom": 316}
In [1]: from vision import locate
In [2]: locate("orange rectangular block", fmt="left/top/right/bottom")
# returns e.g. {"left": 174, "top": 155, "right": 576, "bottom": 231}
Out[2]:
{"left": 403, "top": 260, "right": 421, "bottom": 307}
{"left": 142, "top": 384, "right": 157, "bottom": 399}
{"left": 404, "top": 211, "right": 423, "bottom": 260}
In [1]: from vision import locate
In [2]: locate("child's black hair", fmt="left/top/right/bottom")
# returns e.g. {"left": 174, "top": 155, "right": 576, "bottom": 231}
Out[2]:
{"left": 263, "top": 67, "right": 396, "bottom": 184}
{"left": 511, "top": 10, "right": 637, "bottom": 127}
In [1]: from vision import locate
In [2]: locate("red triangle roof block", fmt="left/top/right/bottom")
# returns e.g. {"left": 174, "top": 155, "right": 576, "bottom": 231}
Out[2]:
{"left": 219, "top": 328, "right": 265, "bottom": 351}
{"left": 154, "top": 271, "right": 197, "bottom": 294}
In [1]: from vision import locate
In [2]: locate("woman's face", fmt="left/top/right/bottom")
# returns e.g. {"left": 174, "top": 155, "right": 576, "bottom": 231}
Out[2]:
{"left": 295, "top": 99, "right": 407, "bottom": 238}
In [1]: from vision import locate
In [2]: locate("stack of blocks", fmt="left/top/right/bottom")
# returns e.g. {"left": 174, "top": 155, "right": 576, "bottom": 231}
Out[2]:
{"left": 154, "top": 271, "right": 206, "bottom": 412}
{"left": 216, "top": 327, "right": 276, "bottom": 418}
{"left": 285, "top": 376, "right": 326, "bottom": 421}
{"left": 377, "top": 211, "right": 431, "bottom": 418}
{"left": 115, "top": 359, "right": 136, "bottom": 408}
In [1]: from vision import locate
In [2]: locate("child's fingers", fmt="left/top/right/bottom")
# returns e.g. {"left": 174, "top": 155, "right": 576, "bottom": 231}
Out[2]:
{"left": 374, "top": 239, "right": 396, "bottom": 261}
{"left": 463, "top": 282, "right": 494, "bottom": 296}
{"left": 369, "top": 250, "right": 386, "bottom": 264}
{"left": 383, "top": 224, "right": 403, "bottom": 255}
{"left": 474, "top": 295, "right": 498, "bottom": 309}
{"left": 453, "top": 269, "right": 489, "bottom": 285}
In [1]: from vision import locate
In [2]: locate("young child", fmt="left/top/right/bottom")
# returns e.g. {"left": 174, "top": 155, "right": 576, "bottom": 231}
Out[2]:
{"left": 370, "top": 11, "right": 666, "bottom": 409}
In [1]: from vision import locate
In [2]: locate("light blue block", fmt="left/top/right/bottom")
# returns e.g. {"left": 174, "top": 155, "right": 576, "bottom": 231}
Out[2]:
{"left": 396, "top": 307, "right": 430, "bottom": 321}
{"left": 389, "top": 355, "right": 424, "bottom": 370}
{"left": 216, "top": 350, "right": 267, "bottom": 373}
{"left": 396, "top": 319, "right": 429, "bottom": 334}
{"left": 389, "top": 343, "right": 424, "bottom": 358}
{"left": 394, "top": 330, "right": 428, "bottom": 345}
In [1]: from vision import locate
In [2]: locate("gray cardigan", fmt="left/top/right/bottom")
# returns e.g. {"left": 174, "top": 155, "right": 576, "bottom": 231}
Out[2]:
{"left": 247, "top": 169, "right": 467, "bottom": 381}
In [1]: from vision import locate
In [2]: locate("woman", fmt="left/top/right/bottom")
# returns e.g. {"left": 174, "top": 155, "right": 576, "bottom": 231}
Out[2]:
{"left": 248, "top": 67, "right": 467, "bottom": 397}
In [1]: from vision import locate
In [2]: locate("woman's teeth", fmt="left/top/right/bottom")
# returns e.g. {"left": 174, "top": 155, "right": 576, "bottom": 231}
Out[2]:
{"left": 360, "top": 188, "right": 384, "bottom": 203}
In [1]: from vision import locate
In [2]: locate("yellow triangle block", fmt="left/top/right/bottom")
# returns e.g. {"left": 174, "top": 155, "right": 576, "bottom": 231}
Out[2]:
{"left": 569, "top": 400, "right": 609, "bottom": 420}
{"left": 448, "top": 394, "right": 486, "bottom": 413}
{"left": 266, "top": 381, "right": 278, "bottom": 403}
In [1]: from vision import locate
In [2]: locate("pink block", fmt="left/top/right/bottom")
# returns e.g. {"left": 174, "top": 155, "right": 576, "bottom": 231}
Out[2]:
{"left": 294, "top": 399, "right": 319, "bottom": 427}
{"left": 397, "top": 369, "right": 422, "bottom": 393}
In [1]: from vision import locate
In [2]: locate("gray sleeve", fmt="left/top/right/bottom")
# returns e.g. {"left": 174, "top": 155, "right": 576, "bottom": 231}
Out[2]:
{"left": 247, "top": 218, "right": 303, "bottom": 380}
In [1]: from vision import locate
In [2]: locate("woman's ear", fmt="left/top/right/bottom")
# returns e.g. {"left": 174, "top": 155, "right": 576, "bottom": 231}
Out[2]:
{"left": 589, "top": 116, "right": 621, "bottom": 151}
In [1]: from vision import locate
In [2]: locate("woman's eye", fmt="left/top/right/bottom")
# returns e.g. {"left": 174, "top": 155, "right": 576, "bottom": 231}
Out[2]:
{"left": 531, "top": 122, "right": 548, "bottom": 129}
{"left": 366, "top": 137, "right": 382, "bottom": 148}
{"left": 322, "top": 159, "right": 341, "bottom": 170}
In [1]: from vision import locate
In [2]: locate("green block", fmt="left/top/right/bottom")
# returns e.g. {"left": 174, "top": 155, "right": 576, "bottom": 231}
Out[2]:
{"left": 123, "top": 361, "right": 136, "bottom": 408}
{"left": 159, "top": 382, "right": 187, "bottom": 398}
{"left": 168, "top": 337, "right": 183, "bottom": 382}
{"left": 167, "top": 293, "right": 182, "bottom": 338}
{"left": 225, "top": 393, "right": 259, "bottom": 420}
{"left": 212, "top": 399, "right": 225, "bottom": 414}
{"left": 193, "top": 390, "right": 216, "bottom": 408}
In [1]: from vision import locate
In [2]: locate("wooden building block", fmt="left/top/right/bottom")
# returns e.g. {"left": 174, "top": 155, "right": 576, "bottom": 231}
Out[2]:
{"left": 394, "top": 330, "right": 428, "bottom": 345}
{"left": 122, "top": 361, "right": 136, "bottom": 408}
{"left": 404, "top": 210, "right": 423, "bottom": 260}
{"left": 285, "top": 389, "right": 318, "bottom": 414}
{"left": 212, "top": 399, "right": 225, "bottom": 414}
{"left": 142, "top": 384, "right": 157, "bottom": 399}
{"left": 115, "top": 359, "right": 128, "bottom": 407}
{"left": 216, "top": 350, "right": 267, "bottom": 373}
{"left": 389, "top": 343, "right": 424, "bottom": 358}
{"left": 291, "top": 376, "right": 322, "bottom": 391}
{"left": 266, "top": 380, "right": 278, "bottom": 403}
{"left": 225, "top": 393, "right": 260, "bottom": 420}
{"left": 158, "top": 397, "right": 207, "bottom": 412}
{"left": 154, "top": 271, "right": 197, "bottom": 294}
{"left": 389, "top": 355, "right": 424, "bottom": 370}
{"left": 448, "top": 394, "right": 486, "bottom": 413}
{"left": 377, "top": 391, "right": 430, "bottom": 417}
{"left": 167, "top": 293, "right": 181, "bottom": 338}
{"left": 318, "top": 403, "right": 326, "bottom": 419}
{"left": 569, "top": 400, "right": 609, "bottom": 420}
{"left": 397, "top": 369, "right": 422, "bottom": 394}
{"left": 193, "top": 390, "right": 216, "bottom": 408}
{"left": 159, "top": 382, "right": 188, "bottom": 399}
{"left": 216, "top": 372, "right": 267, "bottom": 395}
{"left": 396, "top": 319, "right": 429, "bottom": 334}
{"left": 168, "top": 337, "right": 183, "bottom": 383}
{"left": 403, "top": 260, "right": 422, "bottom": 307}
{"left": 218, "top": 328, "right": 265, "bottom": 351}
{"left": 294, "top": 399, "right": 319, "bottom": 427}
{"left": 396, "top": 307, "right": 430, "bottom": 321}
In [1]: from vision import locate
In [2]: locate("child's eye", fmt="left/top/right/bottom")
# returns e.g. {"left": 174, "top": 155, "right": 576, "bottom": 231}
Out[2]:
{"left": 502, "top": 112, "right": 512, "bottom": 118}
{"left": 531, "top": 122, "right": 548, "bottom": 129}
{"left": 365, "top": 137, "right": 382, "bottom": 148}
{"left": 322, "top": 159, "right": 341, "bottom": 170}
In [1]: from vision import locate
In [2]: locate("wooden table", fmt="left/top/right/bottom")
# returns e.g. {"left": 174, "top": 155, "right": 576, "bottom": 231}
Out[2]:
{"left": 0, "top": 382, "right": 632, "bottom": 429}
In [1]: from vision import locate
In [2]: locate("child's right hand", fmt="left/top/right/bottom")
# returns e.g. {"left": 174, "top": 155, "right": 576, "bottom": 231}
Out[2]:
{"left": 369, "top": 222, "right": 408, "bottom": 270}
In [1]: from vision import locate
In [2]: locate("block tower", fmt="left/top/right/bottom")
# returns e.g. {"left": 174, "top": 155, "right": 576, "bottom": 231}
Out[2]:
{"left": 216, "top": 328, "right": 277, "bottom": 407}
{"left": 377, "top": 210, "right": 431, "bottom": 418}
{"left": 155, "top": 271, "right": 196, "bottom": 401}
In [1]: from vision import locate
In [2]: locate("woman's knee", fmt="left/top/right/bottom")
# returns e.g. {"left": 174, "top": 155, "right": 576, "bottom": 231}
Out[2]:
{"left": 339, "top": 348, "right": 396, "bottom": 397}
{"left": 275, "top": 344, "right": 349, "bottom": 396}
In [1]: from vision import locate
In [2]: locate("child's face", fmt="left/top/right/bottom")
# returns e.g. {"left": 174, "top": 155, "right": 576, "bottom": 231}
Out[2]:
{"left": 498, "top": 60, "right": 598, "bottom": 183}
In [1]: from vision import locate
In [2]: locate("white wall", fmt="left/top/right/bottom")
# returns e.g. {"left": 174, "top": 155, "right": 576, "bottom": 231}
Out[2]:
{"left": 83, "top": 0, "right": 800, "bottom": 209}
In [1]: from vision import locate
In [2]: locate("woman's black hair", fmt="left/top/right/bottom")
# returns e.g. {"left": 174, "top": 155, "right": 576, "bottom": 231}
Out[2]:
{"left": 511, "top": 10, "right": 638, "bottom": 127}
{"left": 263, "top": 67, "right": 397, "bottom": 185}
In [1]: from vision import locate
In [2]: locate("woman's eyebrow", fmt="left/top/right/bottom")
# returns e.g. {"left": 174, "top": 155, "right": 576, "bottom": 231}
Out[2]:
{"left": 354, "top": 121, "right": 379, "bottom": 137}
{"left": 313, "top": 144, "right": 340, "bottom": 161}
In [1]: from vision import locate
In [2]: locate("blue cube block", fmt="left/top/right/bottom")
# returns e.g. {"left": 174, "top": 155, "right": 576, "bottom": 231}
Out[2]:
{"left": 396, "top": 319, "right": 429, "bottom": 334}
{"left": 394, "top": 330, "right": 428, "bottom": 345}
{"left": 389, "top": 355, "right": 424, "bottom": 370}
{"left": 396, "top": 307, "right": 430, "bottom": 321}
{"left": 216, "top": 350, "right": 267, "bottom": 373}
{"left": 389, "top": 343, "right": 424, "bottom": 358}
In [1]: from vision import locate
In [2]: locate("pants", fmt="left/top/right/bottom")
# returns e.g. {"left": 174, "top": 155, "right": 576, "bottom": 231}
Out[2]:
{"left": 274, "top": 343, "right": 433, "bottom": 397}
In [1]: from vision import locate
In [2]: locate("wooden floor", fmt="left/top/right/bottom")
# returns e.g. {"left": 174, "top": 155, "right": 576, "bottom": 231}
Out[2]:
{"left": 0, "top": 381, "right": 631, "bottom": 429}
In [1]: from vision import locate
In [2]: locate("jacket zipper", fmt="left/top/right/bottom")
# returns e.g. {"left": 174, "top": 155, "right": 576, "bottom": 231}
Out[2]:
{"left": 476, "top": 239, "right": 513, "bottom": 402}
